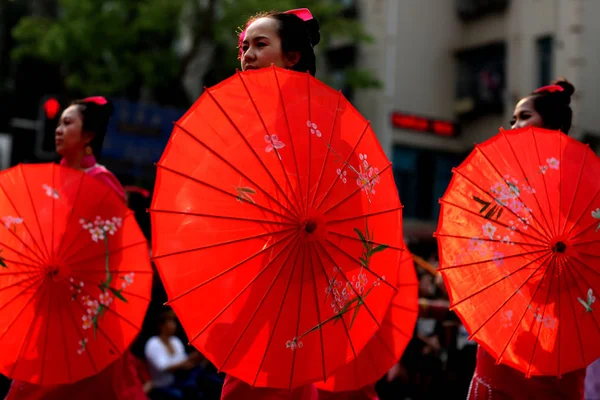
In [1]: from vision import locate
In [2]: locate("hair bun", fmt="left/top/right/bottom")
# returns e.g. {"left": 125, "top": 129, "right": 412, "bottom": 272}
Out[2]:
{"left": 92, "top": 98, "right": 114, "bottom": 127}
{"left": 551, "top": 78, "right": 575, "bottom": 105}
{"left": 304, "top": 18, "right": 320, "bottom": 46}
{"left": 101, "top": 98, "right": 115, "bottom": 119}
{"left": 74, "top": 96, "right": 115, "bottom": 134}
{"left": 94, "top": 97, "right": 114, "bottom": 117}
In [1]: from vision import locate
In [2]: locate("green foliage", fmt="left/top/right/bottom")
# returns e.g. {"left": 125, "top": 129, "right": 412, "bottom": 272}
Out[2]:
{"left": 11, "top": 0, "right": 380, "bottom": 104}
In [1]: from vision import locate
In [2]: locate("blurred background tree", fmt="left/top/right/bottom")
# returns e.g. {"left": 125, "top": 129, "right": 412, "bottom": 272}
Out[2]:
{"left": 10, "top": 0, "right": 380, "bottom": 107}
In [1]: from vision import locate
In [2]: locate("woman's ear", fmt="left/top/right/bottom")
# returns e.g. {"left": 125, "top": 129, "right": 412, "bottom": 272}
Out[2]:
{"left": 284, "top": 51, "right": 301, "bottom": 68}
{"left": 82, "top": 131, "right": 95, "bottom": 146}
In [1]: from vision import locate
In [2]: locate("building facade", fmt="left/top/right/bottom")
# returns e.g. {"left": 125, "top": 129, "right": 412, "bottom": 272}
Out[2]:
{"left": 353, "top": 0, "right": 600, "bottom": 239}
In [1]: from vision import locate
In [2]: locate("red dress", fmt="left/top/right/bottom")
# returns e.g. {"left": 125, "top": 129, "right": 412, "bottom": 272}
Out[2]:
{"left": 317, "top": 385, "right": 379, "bottom": 400}
{"left": 221, "top": 375, "right": 318, "bottom": 400}
{"left": 5, "top": 351, "right": 148, "bottom": 400}
{"left": 468, "top": 347, "right": 585, "bottom": 400}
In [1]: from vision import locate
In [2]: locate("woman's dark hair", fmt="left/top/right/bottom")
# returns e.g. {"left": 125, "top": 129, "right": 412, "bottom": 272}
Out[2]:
{"left": 71, "top": 96, "right": 114, "bottom": 159}
{"left": 530, "top": 78, "right": 575, "bottom": 134}
{"left": 239, "top": 11, "right": 320, "bottom": 76}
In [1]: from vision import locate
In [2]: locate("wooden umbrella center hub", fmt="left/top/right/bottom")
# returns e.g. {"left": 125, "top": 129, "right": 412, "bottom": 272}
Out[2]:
{"left": 553, "top": 241, "right": 567, "bottom": 253}
{"left": 45, "top": 265, "right": 59, "bottom": 278}
{"left": 305, "top": 219, "right": 318, "bottom": 233}
{"left": 45, "top": 264, "right": 71, "bottom": 281}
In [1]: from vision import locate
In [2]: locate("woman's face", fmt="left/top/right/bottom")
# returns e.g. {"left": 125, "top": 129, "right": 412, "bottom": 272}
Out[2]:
{"left": 55, "top": 105, "right": 91, "bottom": 157}
{"left": 511, "top": 97, "right": 544, "bottom": 129}
{"left": 240, "top": 17, "right": 296, "bottom": 71}
{"left": 160, "top": 318, "right": 177, "bottom": 336}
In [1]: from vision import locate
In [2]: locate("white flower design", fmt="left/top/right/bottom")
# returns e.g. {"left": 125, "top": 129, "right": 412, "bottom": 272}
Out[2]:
{"left": 82, "top": 314, "right": 93, "bottom": 330}
{"left": 42, "top": 184, "right": 59, "bottom": 199}
{"left": 482, "top": 222, "right": 497, "bottom": 240}
{"left": 121, "top": 272, "right": 135, "bottom": 289}
{"left": 546, "top": 157, "right": 560, "bottom": 170}
{"left": 577, "top": 288, "right": 596, "bottom": 312}
{"left": 519, "top": 216, "right": 531, "bottom": 230}
{"left": 336, "top": 168, "right": 347, "bottom": 184}
{"left": 490, "top": 179, "right": 522, "bottom": 208}
{"left": 99, "top": 292, "right": 113, "bottom": 307}
{"left": 539, "top": 165, "right": 549, "bottom": 174}
{"left": 373, "top": 275, "right": 386, "bottom": 287}
{"left": 1, "top": 216, "right": 23, "bottom": 229}
{"left": 353, "top": 273, "right": 369, "bottom": 295}
{"left": 264, "top": 134, "right": 285, "bottom": 153}
{"left": 69, "top": 277, "right": 84, "bottom": 300}
{"left": 82, "top": 296, "right": 99, "bottom": 316}
{"left": 592, "top": 208, "right": 600, "bottom": 232}
{"left": 77, "top": 338, "right": 88, "bottom": 355}
{"left": 102, "top": 219, "right": 119, "bottom": 235}
{"left": 286, "top": 337, "right": 303, "bottom": 350}
{"left": 91, "top": 227, "right": 104, "bottom": 242}
{"left": 81, "top": 216, "right": 122, "bottom": 242}
{"left": 507, "top": 198, "right": 524, "bottom": 214}
{"left": 521, "top": 184, "right": 536, "bottom": 194}
{"left": 359, "top": 153, "right": 368, "bottom": 169}
{"left": 306, "top": 120, "right": 321, "bottom": 137}
{"left": 490, "top": 182, "right": 504, "bottom": 196}
{"left": 332, "top": 286, "right": 350, "bottom": 314}
{"left": 355, "top": 154, "right": 380, "bottom": 198}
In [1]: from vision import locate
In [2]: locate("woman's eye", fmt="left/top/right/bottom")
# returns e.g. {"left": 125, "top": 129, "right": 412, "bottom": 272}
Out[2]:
{"left": 257, "top": 42, "right": 267, "bottom": 47}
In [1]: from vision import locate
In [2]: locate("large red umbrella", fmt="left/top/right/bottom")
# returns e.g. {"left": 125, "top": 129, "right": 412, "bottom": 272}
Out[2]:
{"left": 150, "top": 66, "right": 404, "bottom": 388}
{"left": 0, "top": 163, "right": 152, "bottom": 384}
{"left": 437, "top": 127, "right": 600, "bottom": 376}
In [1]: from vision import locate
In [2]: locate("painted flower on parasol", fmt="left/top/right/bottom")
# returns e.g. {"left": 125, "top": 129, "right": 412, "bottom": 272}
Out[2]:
{"left": 315, "top": 246, "right": 418, "bottom": 392}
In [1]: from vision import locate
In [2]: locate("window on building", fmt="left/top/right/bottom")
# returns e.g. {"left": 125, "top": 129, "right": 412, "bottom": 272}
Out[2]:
{"left": 537, "top": 36, "right": 554, "bottom": 87}
{"left": 455, "top": 43, "right": 506, "bottom": 119}
{"left": 392, "top": 146, "right": 464, "bottom": 221}
{"left": 431, "top": 155, "right": 462, "bottom": 219}
{"left": 393, "top": 147, "right": 419, "bottom": 219}
{"left": 456, "top": 0, "right": 509, "bottom": 21}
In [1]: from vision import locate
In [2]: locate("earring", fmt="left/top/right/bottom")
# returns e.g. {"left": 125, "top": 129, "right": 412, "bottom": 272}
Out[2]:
{"left": 84, "top": 146, "right": 92, "bottom": 156}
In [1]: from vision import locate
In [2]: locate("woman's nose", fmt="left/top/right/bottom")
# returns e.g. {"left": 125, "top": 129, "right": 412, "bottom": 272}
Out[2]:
{"left": 243, "top": 48, "right": 255, "bottom": 61}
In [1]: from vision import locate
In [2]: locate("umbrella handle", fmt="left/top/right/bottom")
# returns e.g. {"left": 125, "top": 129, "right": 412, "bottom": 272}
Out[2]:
{"left": 412, "top": 254, "right": 438, "bottom": 275}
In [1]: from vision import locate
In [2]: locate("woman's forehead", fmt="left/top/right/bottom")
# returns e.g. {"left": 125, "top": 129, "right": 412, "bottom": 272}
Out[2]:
{"left": 244, "top": 17, "right": 278, "bottom": 40}
{"left": 62, "top": 105, "right": 80, "bottom": 118}
{"left": 515, "top": 97, "right": 534, "bottom": 111}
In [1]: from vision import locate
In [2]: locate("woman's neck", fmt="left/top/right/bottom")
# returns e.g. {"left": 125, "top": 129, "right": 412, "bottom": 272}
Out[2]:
{"left": 62, "top": 152, "right": 85, "bottom": 170}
